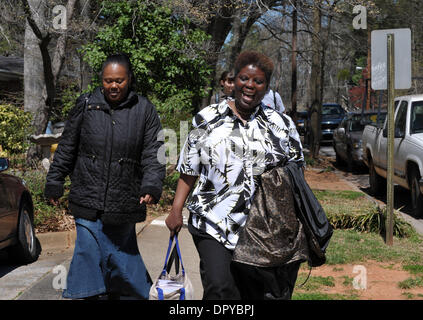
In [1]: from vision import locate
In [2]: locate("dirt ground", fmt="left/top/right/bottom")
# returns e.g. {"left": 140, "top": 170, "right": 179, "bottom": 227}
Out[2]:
{"left": 304, "top": 169, "right": 423, "bottom": 300}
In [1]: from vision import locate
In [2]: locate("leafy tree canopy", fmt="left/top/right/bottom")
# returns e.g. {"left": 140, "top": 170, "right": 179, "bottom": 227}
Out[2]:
{"left": 82, "top": 0, "right": 212, "bottom": 115}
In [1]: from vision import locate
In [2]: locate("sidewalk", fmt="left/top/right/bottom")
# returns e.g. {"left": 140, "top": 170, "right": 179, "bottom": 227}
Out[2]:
{"left": 137, "top": 209, "right": 203, "bottom": 300}
{"left": 25, "top": 208, "right": 203, "bottom": 300}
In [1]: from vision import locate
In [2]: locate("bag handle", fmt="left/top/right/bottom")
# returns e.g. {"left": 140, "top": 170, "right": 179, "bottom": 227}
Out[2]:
{"left": 166, "top": 245, "right": 180, "bottom": 274}
{"left": 161, "top": 235, "right": 185, "bottom": 276}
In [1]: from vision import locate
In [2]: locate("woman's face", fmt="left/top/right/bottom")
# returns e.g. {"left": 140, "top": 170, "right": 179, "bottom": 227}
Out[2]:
{"left": 221, "top": 76, "right": 234, "bottom": 96}
{"left": 102, "top": 63, "right": 130, "bottom": 104}
{"left": 234, "top": 64, "right": 268, "bottom": 111}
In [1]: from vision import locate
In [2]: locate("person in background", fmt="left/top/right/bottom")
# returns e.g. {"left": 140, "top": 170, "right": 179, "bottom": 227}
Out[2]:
{"left": 165, "top": 51, "right": 305, "bottom": 299}
{"left": 262, "top": 88, "right": 285, "bottom": 114}
{"left": 216, "top": 70, "right": 235, "bottom": 103}
{"left": 44, "top": 53, "right": 165, "bottom": 300}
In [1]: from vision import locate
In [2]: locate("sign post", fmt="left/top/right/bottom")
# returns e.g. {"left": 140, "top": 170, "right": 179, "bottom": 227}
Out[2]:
{"left": 386, "top": 34, "right": 395, "bottom": 246}
{"left": 371, "top": 28, "right": 411, "bottom": 246}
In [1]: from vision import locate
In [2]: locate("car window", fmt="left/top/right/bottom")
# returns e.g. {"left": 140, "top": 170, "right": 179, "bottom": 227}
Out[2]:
{"left": 322, "top": 105, "right": 343, "bottom": 115}
{"left": 372, "top": 112, "right": 386, "bottom": 126}
{"left": 350, "top": 119, "right": 365, "bottom": 131}
{"left": 411, "top": 101, "right": 423, "bottom": 134}
{"left": 395, "top": 101, "right": 408, "bottom": 136}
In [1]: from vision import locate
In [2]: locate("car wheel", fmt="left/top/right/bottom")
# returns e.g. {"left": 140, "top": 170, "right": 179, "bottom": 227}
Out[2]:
{"left": 9, "top": 202, "right": 40, "bottom": 264}
{"left": 369, "top": 158, "right": 385, "bottom": 196}
{"left": 409, "top": 168, "right": 423, "bottom": 218}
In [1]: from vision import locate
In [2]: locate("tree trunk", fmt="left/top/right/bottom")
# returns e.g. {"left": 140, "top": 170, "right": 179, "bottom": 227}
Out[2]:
{"left": 290, "top": 0, "right": 298, "bottom": 123}
{"left": 23, "top": 0, "right": 49, "bottom": 164}
{"left": 309, "top": 2, "right": 322, "bottom": 159}
{"left": 227, "top": 9, "right": 261, "bottom": 72}
{"left": 199, "top": 12, "right": 234, "bottom": 111}
{"left": 52, "top": 0, "right": 77, "bottom": 85}
{"left": 23, "top": 0, "right": 77, "bottom": 164}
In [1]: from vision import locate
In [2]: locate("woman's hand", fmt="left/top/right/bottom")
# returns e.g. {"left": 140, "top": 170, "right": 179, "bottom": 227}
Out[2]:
{"left": 165, "top": 207, "right": 183, "bottom": 238}
{"left": 49, "top": 198, "right": 59, "bottom": 206}
{"left": 165, "top": 173, "right": 198, "bottom": 237}
{"left": 140, "top": 194, "right": 154, "bottom": 205}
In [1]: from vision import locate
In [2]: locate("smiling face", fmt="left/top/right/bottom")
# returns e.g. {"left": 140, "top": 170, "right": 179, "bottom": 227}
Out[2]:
{"left": 234, "top": 64, "right": 268, "bottom": 113}
{"left": 102, "top": 63, "right": 130, "bottom": 105}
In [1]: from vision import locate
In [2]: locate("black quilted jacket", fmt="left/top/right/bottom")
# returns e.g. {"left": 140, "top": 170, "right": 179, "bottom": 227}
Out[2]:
{"left": 44, "top": 87, "right": 165, "bottom": 224}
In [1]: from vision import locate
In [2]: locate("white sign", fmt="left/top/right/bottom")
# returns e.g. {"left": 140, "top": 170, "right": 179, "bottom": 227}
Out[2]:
{"left": 371, "top": 28, "right": 411, "bottom": 90}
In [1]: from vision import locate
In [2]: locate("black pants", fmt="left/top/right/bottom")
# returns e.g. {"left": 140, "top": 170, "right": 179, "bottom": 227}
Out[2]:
{"left": 189, "top": 224, "right": 301, "bottom": 300}
{"left": 231, "top": 261, "right": 301, "bottom": 300}
{"left": 189, "top": 224, "right": 241, "bottom": 300}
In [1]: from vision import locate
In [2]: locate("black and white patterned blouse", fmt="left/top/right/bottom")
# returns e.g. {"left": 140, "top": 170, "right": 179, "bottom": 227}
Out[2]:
{"left": 176, "top": 100, "right": 304, "bottom": 250}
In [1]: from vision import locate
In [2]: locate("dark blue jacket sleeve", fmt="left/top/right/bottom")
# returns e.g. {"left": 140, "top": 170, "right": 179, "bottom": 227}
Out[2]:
{"left": 138, "top": 100, "right": 166, "bottom": 203}
{"left": 44, "top": 94, "right": 88, "bottom": 199}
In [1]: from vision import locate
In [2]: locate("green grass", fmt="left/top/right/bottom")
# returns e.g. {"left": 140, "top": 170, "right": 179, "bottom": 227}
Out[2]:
{"left": 295, "top": 274, "right": 335, "bottom": 291}
{"left": 341, "top": 275, "right": 354, "bottom": 287}
{"left": 313, "top": 190, "right": 366, "bottom": 201}
{"left": 315, "top": 190, "right": 377, "bottom": 218}
{"left": 402, "top": 292, "right": 423, "bottom": 299}
{"left": 318, "top": 188, "right": 423, "bottom": 265}
{"left": 403, "top": 264, "right": 423, "bottom": 275}
{"left": 398, "top": 277, "right": 423, "bottom": 289}
{"left": 292, "top": 292, "right": 359, "bottom": 300}
{"left": 325, "top": 229, "right": 423, "bottom": 265}
{"left": 292, "top": 187, "right": 423, "bottom": 300}
{"left": 293, "top": 229, "right": 423, "bottom": 300}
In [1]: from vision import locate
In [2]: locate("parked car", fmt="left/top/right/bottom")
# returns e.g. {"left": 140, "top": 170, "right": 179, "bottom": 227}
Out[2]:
{"left": 0, "top": 157, "right": 39, "bottom": 263}
{"left": 333, "top": 110, "right": 387, "bottom": 171}
{"left": 320, "top": 103, "right": 346, "bottom": 143}
{"left": 362, "top": 94, "right": 423, "bottom": 217}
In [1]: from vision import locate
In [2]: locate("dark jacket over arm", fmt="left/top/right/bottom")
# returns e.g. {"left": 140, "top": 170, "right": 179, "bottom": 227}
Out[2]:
{"left": 139, "top": 102, "right": 165, "bottom": 203}
{"left": 44, "top": 93, "right": 89, "bottom": 199}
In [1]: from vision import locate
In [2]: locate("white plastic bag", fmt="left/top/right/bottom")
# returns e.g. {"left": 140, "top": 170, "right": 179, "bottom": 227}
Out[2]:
{"left": 149, "top": 235, "right": 194, "bottom": 300}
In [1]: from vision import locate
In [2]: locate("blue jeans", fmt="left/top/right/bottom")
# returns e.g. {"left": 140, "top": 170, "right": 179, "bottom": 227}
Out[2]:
{"left": 63, "top": 218, "right": 152, "bottom": 299}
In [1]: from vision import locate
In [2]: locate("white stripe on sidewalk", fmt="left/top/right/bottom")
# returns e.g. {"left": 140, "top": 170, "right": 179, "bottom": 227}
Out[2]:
{"left": 150, "top": 217, "right": 188, "bottom": 227}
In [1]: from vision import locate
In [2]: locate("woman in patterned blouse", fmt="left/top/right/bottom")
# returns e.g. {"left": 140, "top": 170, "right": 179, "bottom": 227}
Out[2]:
{"left": 166, "top": 51, "right": 304, "bottom": 299}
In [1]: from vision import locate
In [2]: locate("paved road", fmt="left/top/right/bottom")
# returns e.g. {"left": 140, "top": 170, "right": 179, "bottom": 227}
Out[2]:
{"left": 0, "top": 247, "right": 73, "bottom": 300}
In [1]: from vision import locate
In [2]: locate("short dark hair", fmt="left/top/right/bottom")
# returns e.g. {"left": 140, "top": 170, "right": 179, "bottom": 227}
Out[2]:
{"left": 101, "top": 53, "right": 136, "bottom": 91}
{"left": 234, "top": 51, "right": 274, "bottom": 84}
{"left": 219, "top": 70, "right": 234, "bottom": 87}
{"left": 219, "top": 70, "right": 234, "bottom": 82}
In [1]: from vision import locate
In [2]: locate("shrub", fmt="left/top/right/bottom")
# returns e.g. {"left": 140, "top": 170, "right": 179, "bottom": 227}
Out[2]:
{"left": 0, "top": 104, "right": 32, "bottom": 155}
{"left": 328, "top": 206, "right": 416, "bottom": 238}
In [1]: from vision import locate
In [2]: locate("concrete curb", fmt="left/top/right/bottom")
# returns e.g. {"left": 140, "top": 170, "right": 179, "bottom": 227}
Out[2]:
{"left": 36, "top": 221, "right": 149, "bottom": 251}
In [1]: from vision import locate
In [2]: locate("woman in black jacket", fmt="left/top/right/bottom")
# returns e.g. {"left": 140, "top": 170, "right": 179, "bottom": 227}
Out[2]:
{"left": 45, "top": 53, "right": 165, "bottom": 300}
